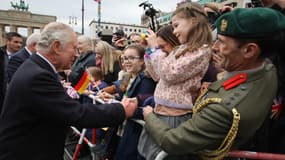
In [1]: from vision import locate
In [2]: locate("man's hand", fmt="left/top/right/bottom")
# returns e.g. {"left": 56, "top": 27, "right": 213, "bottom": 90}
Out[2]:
{"left": 114, "top": 37, "right": 127, "bottom": 48}
{"left": 212, "top": 52, "right": 225, "bottom": 72}
{"left": 143, "top": 106, "right": 153, "bottom": 120}
{"left": 121, "top": 97, "right": 138, "bottom": 118}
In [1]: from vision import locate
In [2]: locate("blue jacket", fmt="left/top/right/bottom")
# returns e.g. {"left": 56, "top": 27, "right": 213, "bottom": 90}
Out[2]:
{"left": 115, "top": 72, "right": 156, "bottom": 160}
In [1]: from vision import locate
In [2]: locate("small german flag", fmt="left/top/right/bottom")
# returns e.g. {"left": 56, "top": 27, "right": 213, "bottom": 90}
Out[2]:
{"left": 73, "top": 70, "right": 91, "bottom": 94}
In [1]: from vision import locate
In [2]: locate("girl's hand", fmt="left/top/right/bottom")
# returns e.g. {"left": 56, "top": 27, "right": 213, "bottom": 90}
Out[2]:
{"left": 145, "top": 29, "right": 157, "bottom": 49}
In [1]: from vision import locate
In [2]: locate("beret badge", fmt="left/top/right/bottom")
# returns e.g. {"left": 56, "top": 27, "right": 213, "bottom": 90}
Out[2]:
{"left": 220, "top": 19, "right": 228, "bottom": 32}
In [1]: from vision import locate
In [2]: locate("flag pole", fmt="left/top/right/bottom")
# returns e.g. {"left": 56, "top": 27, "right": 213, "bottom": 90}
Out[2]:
{"left": 96, "top": 0, "right": 101, "bottom": 33}
{"left": 81, "top": 0, "right": 85, "bottom": 34}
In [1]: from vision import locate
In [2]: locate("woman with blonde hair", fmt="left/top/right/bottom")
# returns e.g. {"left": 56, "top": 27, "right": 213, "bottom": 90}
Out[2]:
{"left": 95, "top": 41, "right": 122, "bottom": 85}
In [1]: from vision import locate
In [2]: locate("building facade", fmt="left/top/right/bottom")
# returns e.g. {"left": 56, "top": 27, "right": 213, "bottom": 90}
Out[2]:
{"left": 0, "top": 9, "right": 56, "bottom": 46}
{"left": 198, "top": 0, "right": 252, "bottom": 8}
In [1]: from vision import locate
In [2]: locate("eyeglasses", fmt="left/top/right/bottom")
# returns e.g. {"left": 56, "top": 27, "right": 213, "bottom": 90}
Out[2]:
{"left": 121, "top": 56, "right": 141, "bottom": 62}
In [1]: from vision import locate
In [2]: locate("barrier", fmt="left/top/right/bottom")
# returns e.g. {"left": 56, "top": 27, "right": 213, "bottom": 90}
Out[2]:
{"left": 66, "top": 127, "right": 105, "bottom": 160}
{"left": 64, "top": 95, "right": 107, "bottom": 160}
{"left": 67, "top": 95, "right": 285, "bottom": 160}
{"left": 228, "top": 151, "right": 285, "bottom": 160}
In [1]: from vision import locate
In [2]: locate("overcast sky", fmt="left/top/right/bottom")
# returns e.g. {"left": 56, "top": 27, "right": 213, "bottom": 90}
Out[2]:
{"left": 0, "top": 0, "right": 189, "bottom": 36}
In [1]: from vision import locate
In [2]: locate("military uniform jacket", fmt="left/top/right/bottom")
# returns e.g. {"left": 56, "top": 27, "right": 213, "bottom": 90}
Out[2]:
{"left": 145, "top": 61, "right": 277, "bottom": 158}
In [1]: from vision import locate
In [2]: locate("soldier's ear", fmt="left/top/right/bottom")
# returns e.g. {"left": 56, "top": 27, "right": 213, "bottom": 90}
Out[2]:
{"left": 243, "top": 43, "right": 259, "bottom": 59}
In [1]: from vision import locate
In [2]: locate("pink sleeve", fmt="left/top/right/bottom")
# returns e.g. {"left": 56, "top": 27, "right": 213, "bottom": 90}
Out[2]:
{"left": 157, "top": 47, "right": 212, "bottom": 84}
{"left": 144, "top": 49, "right": 167, "bottom": 82}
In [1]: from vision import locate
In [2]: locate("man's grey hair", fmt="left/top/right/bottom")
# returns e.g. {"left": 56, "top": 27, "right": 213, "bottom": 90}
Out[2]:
{"left": 77, "top": 35, "right": 92, "bottom": 46}
{"left": 26, "top": 32, "right": 41, "bottom": 46}
{"left": 36, "top": 22, "right": 74, "bottom": 53}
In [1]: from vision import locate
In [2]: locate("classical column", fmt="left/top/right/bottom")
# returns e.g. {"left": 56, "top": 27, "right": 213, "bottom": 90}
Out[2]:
{"left": 40, "top": 26, "right": 44, "bottom": 32}
{"left": 0, "top": 24, "right": 5, "bottom": 46}
{"left": 27, "top": 26, "right": 33, "bottom": 36}
{"left": 10, "top": 25, "right": 17, "bottom": 32}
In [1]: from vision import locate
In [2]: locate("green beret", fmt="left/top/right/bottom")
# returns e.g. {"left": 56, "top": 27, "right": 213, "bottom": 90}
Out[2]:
{"left": 215, "top": 8, "right": 285, "bottom": 38}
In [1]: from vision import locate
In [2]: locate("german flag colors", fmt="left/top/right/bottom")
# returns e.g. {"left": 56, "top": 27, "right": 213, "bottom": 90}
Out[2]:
{"left": 74, "top": 70, "right": 91, "bottom": 94}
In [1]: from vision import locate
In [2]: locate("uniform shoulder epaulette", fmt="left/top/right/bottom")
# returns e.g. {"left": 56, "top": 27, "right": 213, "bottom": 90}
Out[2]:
{"left": 222, "top": 73, "right": 247, "bottom": 90}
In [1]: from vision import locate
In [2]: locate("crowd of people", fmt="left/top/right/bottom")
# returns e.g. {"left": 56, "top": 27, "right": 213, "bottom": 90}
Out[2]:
{"left": 0, "top": 0, "right": 285, "bottom": 160}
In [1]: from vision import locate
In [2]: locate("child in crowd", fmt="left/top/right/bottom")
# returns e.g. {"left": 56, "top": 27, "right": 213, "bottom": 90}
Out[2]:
{"left": 81, "top": 66, "right": 108, "bottom": 104}
{"left": 138, "top": 2, "right": 213, "bottom": 160}
{"left": 98, "top": 45, "right": 156, "bottom": 160}
{"left": 84, "top": 66, "right": 108, "bottom": 95}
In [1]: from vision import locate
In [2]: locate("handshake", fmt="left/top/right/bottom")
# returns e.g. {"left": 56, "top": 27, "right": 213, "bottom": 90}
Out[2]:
{"left": 121, "top": 97, "right": 138, "bottom": 118}
{"left": 95, "top": 91, "right": 138, "bottom": 119}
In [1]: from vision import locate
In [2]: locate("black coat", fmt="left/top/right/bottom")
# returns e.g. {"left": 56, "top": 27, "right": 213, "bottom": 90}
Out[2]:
{"left": 68, "top": 51, "right": 96, "bottom": 83}
{"left": 7, "top": 47, "right": 31, "bottom": 83}
{"left": 0, "top": 53, "right": 126, "bottom": 160}
{"left": 0, "top": 46, "right": 8, "bottom": 113}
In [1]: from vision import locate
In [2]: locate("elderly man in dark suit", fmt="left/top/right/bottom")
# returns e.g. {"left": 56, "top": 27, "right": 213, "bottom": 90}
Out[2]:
{"left": 7, "top": 32, "right": 40, "bottom": 83}
{"left": 0, "top": 22, "right": 137, "bottom": 160}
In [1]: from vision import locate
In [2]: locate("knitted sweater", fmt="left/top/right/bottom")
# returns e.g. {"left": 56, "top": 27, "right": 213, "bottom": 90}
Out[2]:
{"left": 145, "top": 44, "right": 212, "bottom": 110}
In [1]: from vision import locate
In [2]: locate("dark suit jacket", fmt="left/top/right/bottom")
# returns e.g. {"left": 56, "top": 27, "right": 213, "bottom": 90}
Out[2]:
{"left": 0, "top": 53, "right": 126, "bottom": 160}
{"left": 0, "top": 46, "right": 8, "bottom": 113}
{"left": 7, "top": 47, "right": 31, "bottom": 83}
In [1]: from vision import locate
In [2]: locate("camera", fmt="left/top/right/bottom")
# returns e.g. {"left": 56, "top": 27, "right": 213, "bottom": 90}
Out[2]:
{"left": 139, "top": 1, "right": 158, "bottom": 17}
{"left": 139, "top": 1, "right": 159, "bottom": 32}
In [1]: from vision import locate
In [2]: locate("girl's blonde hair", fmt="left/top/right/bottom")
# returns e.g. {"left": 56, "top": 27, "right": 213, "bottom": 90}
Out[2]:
{"left": 172, "top": 2, "right": 213, "bottom": 58}
{"left": 95, "top": 41, "right": 119, "bottom": 75}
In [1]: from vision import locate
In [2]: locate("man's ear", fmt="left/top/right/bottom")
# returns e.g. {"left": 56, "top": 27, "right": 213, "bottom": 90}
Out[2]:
{"left": 243, "top": 43, "right": 260, "bottom": 59}
{"left": 51, "top": 40, "right": 62, "bottom": 54}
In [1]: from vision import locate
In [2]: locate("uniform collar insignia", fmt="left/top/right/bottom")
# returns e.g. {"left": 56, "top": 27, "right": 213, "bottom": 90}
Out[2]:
{"left": 222, "top": 73, "right": 247, "bottom": 90}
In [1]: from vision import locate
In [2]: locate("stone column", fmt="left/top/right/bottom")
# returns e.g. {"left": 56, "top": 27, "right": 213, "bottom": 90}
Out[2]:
{"left": 10, "top": 25, "right": 17, "bottom": 32}
{"left": 0, "top": 24, "right": 5, "bottom": 46}
{"left": 27, "top": 26, "right": 33, "bottom": 36}
{"left": 40, "top": 26, "right": 44, "bottom": 32}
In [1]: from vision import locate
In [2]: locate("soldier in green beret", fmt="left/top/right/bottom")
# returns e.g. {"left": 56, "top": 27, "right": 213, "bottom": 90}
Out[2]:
{"left": 141, "top": 8, "right": 285, "bottom": 159}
